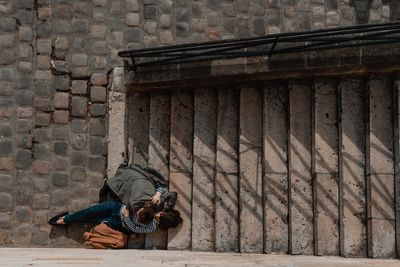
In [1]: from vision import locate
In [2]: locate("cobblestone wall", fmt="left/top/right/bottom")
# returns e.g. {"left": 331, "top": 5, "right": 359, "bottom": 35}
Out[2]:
{"left": 0, "top": 0, "right": 399, "bottom": 248}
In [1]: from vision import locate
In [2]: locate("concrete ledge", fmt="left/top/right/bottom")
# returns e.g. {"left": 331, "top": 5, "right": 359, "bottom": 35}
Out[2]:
{"left": 125, "top": 44, "right": 400, "bottom": 91}
{"left": 0, "top": 248, "right": 398, "bottom": 267}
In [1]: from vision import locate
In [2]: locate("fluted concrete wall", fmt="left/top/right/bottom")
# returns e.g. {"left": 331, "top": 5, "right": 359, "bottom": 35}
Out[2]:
{"left": 125, "top": 74, "right": 400, "bottom": 258}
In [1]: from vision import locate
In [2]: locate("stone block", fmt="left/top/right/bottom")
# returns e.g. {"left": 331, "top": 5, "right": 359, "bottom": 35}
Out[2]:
{"left": 90, "top": 86, "right": 107, "bottom": 102}
{"left": 70, "top": 167, "right": 86, "bottom": 182}
{"left": 91, "top": 73, "right": 108, "bottom": 86}
{"left": 126, "top": 13, "right": 140, "bottom": 26}
{"left": 88, "top": 156, "right": 106, "bottom": 172}
{"left": 90, "top": 117, "right": 106, "bottom": 136}
{"left": 0, "top": 174, "right": 11, "bottom": 192}
{"left": 90, "top": 24, "right": 108, "bottom": 39}
{"left": 37, "top": 39, "right": 52, "bottom": 54}
{"left": 15, "top": 149, "right": 32, "bottom": 169}
{"left": 125, "top": 28, "right": 144, "bottom": 43}
{"left": 37, "top": 55, "right": 51, "bottom": 70}
{"left": 0, "top": 213, "right": 11, "bottom": 229}
{"left": 15, "top": 91, "right": 33, "bottom": 107}
{"left": 16, "top": 170, "right": 31, "bottom": 185}
{"left": 0, "top": 140, "right": 12, "bottom": 155}
{"left": 34, "top": 177, "right": 49, "bottom": 193}
{"left": 70, "top": 119, "right": 87, "bottom": 133}
{"left": 54, "top": 92, "right": 69, "bottom": 109}
{"left": 54, "top": 36, "right": 69, "bottom": 51}
{"left": 0, "top": 124, "right": 12, "bottom": 138}
{"left": 14, "top": 225, "right": 31, "bottom": 246}
{"left": 72, "top": 19, "right": 89, "bottom": 33}
{"left": 18, "top": 61, "right": 33, "bottom": 73}
{"left": 51, "top": 189, "right": 69, "bottom": 206}
{"left": 54, "top": 156, "right": 68, "bottom": 171}
{"left": 90, "top": 137, "right": 107, "bottom": 155}
{"left": 72, "top": 54, "right": 88, "bottom": 66}
{"left": 16, "top": 9, "right": 34, "bottom": 25}
{"left": 33, "top": 160, "right": 52, "bottom": 175}
{"left": 53, "top": 126, "right": 68, "bottom": 140}
{"left": 0, "top": 157, "right": 13, "bottom": 171}
{"left": 54, "top": 21, "right": 71, "bottom": 34}
{"left": 71, "top": 151, "right": 87, "bottom": 166}
{"left": 16, "top": 134, "right": 32, "bottom": 149}
{"left": 90, "top": 104, "right": 107, "bottom": 116}
{"left": 38, "top": 7, "right": 52, "bottom": 20}
{"left": 32, "top": 194, "right": 50, "bottom": 209}
{"left": 91, "top": 41, "right": 108, "bottom": 55}
{"left": 0, "top": 67, "right": 15, "bottom": 80}
{"left": 126, "top": 0, "right": 139, "bottom": 11}
{"left": 52, "top": 172, "right": 68, "bottom": 187}
{"left": 0, "top": 193, "right": 12, "bottom": 212}
{"left": 0, "top": 48, "right": 16, "bottom": 65}
{"left": 0, "top": 84, "right": 13, "bottom": 96}
{"left": 53, "top": 110, "right": 69, "bottom": 124}
{"left": 37, "top": 22, "right": 52, "bottom": 38}
{"left": 0, "top": 34, "right": 14, "bottom": 48}
{"left": 54, "top": 76, "right": 70, "bottom": 92}
{"left": 54, "top": 142, "right": 68, "bottom": 156}
{"left": 15, "top": 206, "right": 32, "bottom": 223}
{"left": 71, "top": 96, "right": 87, "bottom": 117}
{"left": 33, "top": 128, "right": 51, "bottom": 142}
{"left": 0, "top": 18, "right": 16, "bottom": 32}
{"left": 15, "top": 184, "right": 33, "bottom": 205}
{"left": 71, "top": 80, "right": 87, "bottom": 95}
{"left": 35, "top": 113, "right": 51, "bottom": 127}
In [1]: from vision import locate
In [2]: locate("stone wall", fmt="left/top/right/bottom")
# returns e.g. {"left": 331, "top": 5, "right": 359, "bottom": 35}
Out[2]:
{"left": 0, "top": 0, "right": 399, "bottom": 254}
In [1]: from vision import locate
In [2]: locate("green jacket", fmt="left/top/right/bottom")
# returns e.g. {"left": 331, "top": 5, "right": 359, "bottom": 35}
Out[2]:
{"left": 106, "top": 164, "right": 169, "bottom": 213}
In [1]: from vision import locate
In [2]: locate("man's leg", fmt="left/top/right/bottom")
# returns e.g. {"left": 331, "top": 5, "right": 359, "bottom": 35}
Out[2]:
{"left": 63, "top": 201, "right": 122, "bottom": 224}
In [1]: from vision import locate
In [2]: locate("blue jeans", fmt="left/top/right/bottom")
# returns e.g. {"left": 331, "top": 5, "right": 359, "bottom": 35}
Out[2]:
{"left": 63, "top": 201, "right": 128, "bottom": 233}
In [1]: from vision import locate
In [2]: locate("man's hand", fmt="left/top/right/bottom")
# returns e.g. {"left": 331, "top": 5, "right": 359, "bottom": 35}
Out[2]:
{"left": 150, "top": 192, "right": 161, "bottom": 205}
{"left": 123, "top": 207, "right": 130, "bottom": 217}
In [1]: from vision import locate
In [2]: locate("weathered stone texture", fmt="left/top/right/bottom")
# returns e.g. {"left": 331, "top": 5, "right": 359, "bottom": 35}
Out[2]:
{"left": 167, "top": 92, "right": 193, "bottom": 251}
{"left": 239, "top": 87, "right": 263, "bottom": 253}
{"left": 340, "top": 78, "right": 367, "bottom": 257}
{"left": 192, "top": 89, "right": 217, "bottom": 252}
{"left": 264, "top": 84, "right": 288, "bottom": 254}
{"left": 289, "top": 82, "right": 313, "bottom": 255}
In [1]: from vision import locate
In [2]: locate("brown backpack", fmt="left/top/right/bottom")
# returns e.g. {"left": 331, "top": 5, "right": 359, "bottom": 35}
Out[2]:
{"left": 83, "top": 223, "right": 128, "bottom": 249}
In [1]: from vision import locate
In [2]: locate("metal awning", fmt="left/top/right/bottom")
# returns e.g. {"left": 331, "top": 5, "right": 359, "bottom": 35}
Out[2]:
{"left": 119, "top": 21, "right": 400, "bottom": 71}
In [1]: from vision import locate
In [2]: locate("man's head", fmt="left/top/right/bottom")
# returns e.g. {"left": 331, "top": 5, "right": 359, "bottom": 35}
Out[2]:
{"left": 136, "top": 203, "right": 157, "bottom": 225}
{"left": 155, "top": 209, "right": 183, "bottom": 231}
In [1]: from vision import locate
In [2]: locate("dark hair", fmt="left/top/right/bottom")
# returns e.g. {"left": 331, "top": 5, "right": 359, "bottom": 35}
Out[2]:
{"left": 137, "top": 203, "right": 157, "bottom": 225}
{"left": 158, "top": 209, "right": 183, "bottom": 231}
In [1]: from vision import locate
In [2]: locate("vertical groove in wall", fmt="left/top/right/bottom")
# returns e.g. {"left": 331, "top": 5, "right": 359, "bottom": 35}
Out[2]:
{"left": 146, "top": 93, "right": 171, "bottom": 249}
{"left": 392, "top": 74, "right": 399, "bottom": 258}
{"left": 311, "top": 80, "right": 317, "bottom": 256}
{"left": 367, "top": 75, "right": 396, "bottom": 258}
{"left": 263, "top": 82, "right": 289, "bottom": 254}
{"left": 338, "top": 79, "right": 344, "bottom": 256}
{"left": 289, "top": 81, "right": 313, "bottom": 255}
{"left": 313, "top": 78, "right": 340, "bottom": 256}
{"left": 365, "top": 75, "right": 372, "bottom": 258}
{"left": 239, "top": 85, "right": 263, "bottom": 253}
{"left": 168, "top": 90, "right": 193, "bottom": 250}
{"left": 215, "top": 87, "right": 239, "bottom": 252}
{"left": 287, "top": 81, "right": 293, "bottom": 255}
{"left": 192, "top": 88, "right": 217, "bottom": 251}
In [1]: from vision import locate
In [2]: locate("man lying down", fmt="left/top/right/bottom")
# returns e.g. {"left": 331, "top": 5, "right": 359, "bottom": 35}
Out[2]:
{"left": 49, "top": 164, "right": 182, "bottom": 239}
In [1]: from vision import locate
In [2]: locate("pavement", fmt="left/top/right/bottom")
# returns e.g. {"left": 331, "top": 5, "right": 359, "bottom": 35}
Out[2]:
{"left": 0, "top": 248, "right": 399, "bottom": 267}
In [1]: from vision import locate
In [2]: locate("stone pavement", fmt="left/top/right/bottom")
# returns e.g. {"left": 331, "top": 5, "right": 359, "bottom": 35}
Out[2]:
{"left": 0, "top": 248, "right": 398, "bottom": 267}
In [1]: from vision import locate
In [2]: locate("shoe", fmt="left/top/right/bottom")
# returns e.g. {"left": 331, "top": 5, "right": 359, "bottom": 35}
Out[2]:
{"left": 48, "top": 212, "right": 68, "bottom": 226}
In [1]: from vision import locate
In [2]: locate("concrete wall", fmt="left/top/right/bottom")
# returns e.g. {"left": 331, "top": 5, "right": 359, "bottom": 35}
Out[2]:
{"left": 0, "top": 0, "right": 399, "bottom": 257}
{"left": 115, "top": 75, "right": 400, "bottom": 258}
